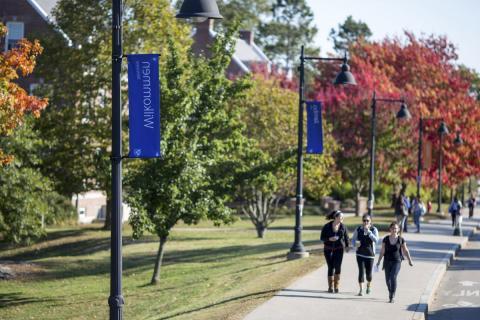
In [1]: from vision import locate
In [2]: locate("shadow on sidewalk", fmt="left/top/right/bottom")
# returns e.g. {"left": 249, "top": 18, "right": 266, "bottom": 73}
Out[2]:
{"left": 428, "top": 306, "right": 480, "bottom": 320}
{"left": 277, "top": 289, "right": 386, "bottom": 302}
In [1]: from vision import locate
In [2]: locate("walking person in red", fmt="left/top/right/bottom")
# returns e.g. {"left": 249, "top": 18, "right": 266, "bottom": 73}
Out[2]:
{"left": 320, "top": 210, "right": 350, "bottom": 293}
{"left": 376, "top": 222, "right": 414, "bottom": 303}
{"left": 351, "top": 214, "right": 379, "bottom": 296}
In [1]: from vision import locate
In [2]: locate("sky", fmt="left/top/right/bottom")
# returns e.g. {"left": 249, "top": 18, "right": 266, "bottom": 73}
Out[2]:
{"left": 306, "top": 0, "right": 480, "bottom": 72}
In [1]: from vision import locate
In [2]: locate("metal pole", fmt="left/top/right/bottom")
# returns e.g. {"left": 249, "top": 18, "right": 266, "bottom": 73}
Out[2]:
{"left": 109, "top": 0, "right": 124, "bottom": 319}
{"left": 367, "top": 92, "right": 377, "bottom": 216}
{"left": 416, "top": 118, "right": 423, "bottom": 198}
{"left": 437, "top": 132, "right": 443, "bottom": 213}
{"left": 289, "top": 45, "right": 307, "bottom": 258}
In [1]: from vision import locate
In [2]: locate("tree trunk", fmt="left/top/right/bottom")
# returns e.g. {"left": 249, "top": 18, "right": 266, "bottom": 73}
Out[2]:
{"left": 256, "top": 225, "right": 266, "bottom": 238}
{"left": 103, "top": 197, "right": 111, "bottom": 230}
{"left": 151, "top": 236, "right": 168, "bottom": 285}
{"left": 355, "top": 192, "right": 361, "bottom": 217}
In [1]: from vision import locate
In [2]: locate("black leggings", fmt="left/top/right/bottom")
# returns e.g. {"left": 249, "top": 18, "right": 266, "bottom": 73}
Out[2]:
{"left": 384, "top": 260, "right": 401, "bottom": 295}
{"left": 324, "top": 249, "right": 344, "bottom": 276}
{"left": 356, "top": 256, "right": 374, "bottom": 283}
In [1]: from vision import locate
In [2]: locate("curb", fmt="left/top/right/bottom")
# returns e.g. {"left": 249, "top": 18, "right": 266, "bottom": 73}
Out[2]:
{"left": 411, "top": 223, "right": 480, "bottom": 320}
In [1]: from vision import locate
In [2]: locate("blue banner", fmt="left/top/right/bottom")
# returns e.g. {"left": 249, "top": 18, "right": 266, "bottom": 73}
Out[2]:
{"left": 127, "top": 54, "right": 161, "bottom": 158}
{"left": 306, "top": 101, "right": 323, "bottom": 154}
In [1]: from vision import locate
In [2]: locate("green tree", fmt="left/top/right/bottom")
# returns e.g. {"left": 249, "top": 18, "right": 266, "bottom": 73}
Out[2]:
{"left": 35, "top": 0, "right": 191, "bottom": 228}
{"left": 257, "top": 0, "right": 319, "bottom": 68}
{"left": 125, "top": 27, "right": 250, "bottom": 284}
{"left": 217, "top": 0, "right": 272, "bottom": 30}
{"left": 329, "top": 15, "right": 372, "bottom": 52}
{"left": 235, "top": 75, "right": 339, "bottom": 237}
{"left": 0, "top": 118, "right": 75, "bottom": 244}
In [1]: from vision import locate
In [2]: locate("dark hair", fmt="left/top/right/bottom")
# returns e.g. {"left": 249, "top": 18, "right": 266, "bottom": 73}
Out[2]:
{"left": 326, "top": 210, "right": 343, "bottom": 220}
{"left": 362, "top": 213, "right": 371, "bottom": 221}
{"left": 389, "top": 221, "right": 399, "bottom": 230}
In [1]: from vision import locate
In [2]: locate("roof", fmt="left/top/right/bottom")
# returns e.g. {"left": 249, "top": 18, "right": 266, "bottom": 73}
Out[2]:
{"left": 27, "top": 0, "right": 59, "bottom": 22}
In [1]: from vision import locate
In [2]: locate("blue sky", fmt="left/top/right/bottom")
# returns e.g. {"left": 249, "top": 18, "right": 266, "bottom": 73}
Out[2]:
{"left": 306, "top": 0, "right": 480, "bottom": 72}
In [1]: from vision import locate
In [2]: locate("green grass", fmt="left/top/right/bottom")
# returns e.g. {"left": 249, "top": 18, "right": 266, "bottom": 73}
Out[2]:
{"left": 0, "top": 208, "right": 427, "bottom": 319}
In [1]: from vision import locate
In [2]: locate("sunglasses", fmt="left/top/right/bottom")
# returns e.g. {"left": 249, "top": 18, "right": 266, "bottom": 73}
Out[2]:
{"left": 363, "top": 220, "right": 370, "bottom": 222}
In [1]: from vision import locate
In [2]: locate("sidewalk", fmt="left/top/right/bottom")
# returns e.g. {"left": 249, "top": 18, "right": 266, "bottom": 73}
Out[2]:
{"left": 243, "top": 213, "right": 480, "bottom": 320}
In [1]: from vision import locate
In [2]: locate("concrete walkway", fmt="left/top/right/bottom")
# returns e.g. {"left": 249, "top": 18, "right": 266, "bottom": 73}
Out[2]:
{"left": 244, "top": 213, "right": 480, "bottom": 320}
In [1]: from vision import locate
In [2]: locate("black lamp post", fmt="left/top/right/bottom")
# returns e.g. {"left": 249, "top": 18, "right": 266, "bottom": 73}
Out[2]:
{"left": 367, "top": 92, "right": 411, "bottom": 216}
{"left": 452, "top": 130, "right": 464, "bottom": 235}
{"left": 287, "top": 46, "right": 356, "bottom": 260}
{"left": 436, "top": 121, "right": 449, "bottom": 213}
{"left": 416, "top": 117, "right": 446, "bottom": 198}
{"left": 109, "top": 1, "right": 222, "bottom": 319}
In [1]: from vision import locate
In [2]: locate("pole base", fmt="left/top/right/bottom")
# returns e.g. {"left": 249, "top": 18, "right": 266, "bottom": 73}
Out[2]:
{"left": 287, "top": 251, "right": 310, "bottom": 260}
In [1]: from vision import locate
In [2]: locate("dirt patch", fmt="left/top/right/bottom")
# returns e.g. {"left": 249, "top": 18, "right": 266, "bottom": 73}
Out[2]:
{"left": 0, "top": 260, "right": 46, "bottom": 281}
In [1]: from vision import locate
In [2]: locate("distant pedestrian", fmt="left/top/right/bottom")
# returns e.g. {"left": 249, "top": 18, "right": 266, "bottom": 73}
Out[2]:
{"left": 376, "top": 222, "right": 414, "bottom": 303}
{"left": 351, "top": 214, "right": 379, "bottom": 296}
{"left": 412, "top": 196, "right": 426, "bottom": 233}
{"left": 467, "top": 195, "right": 475, "bottom": 219}
{"left": 394, "top": 190, "right": 409, "bottom": 235}
{"left": 448, "top": 196, "right": 462, "bottom": 227}
{"left": 320, "top": 210, "right": 350, "bottom": 293}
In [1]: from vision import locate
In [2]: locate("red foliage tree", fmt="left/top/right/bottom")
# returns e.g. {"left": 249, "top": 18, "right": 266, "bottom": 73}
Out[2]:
{"left": 313, "top": 32, "right": 480, "bottom": 195}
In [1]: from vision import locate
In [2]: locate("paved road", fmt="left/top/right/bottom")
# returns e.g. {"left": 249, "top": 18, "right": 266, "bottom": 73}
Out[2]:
{"left": 428, "top": 225, "right": 480, "bottom": 320}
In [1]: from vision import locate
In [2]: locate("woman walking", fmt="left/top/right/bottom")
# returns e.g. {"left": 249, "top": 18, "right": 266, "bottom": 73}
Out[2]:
{"left": 320, "top": 210, "right": 350, "bottom": 293}
{"left": 351, "top": 214, "right": 379, "bottom": 296}
{"left": 412, "top": 196, "right": 426, "bottom": 233}
{"left": 376, "top": 222, "right": 413, "bottom": 303}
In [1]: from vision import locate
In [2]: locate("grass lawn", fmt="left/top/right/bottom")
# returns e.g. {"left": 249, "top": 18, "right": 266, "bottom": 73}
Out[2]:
{"left": 0, "top": 208, "right": 442, "bottom": 319}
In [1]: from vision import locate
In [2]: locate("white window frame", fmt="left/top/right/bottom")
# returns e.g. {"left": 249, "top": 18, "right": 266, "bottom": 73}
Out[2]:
{"left": 5, "top": 21, "right": 25, "bottom": 51}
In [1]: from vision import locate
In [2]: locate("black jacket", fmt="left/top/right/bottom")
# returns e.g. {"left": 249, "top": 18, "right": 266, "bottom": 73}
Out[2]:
{"left": 320, "top": 221, "right": 350, "bottom": 250}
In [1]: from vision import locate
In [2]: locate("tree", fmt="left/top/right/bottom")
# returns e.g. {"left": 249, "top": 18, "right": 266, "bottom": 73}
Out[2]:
{"left": 329, "top": 15, "right": 372, "bottom": 52}
{"left": 0, "top": 23, "right": 47, "bottom": 164}
{"left": 313, "top": 32, "right": 480, "bottom": 201}
{"left": 0, "top": 118, "right": 75, "bottom": 244}
{"left": 257, "top": 0, "right": 319, "bottom": 68}
{"left": 234, "top": 72, "right": 339, "bottom": 237}
{"left": 217, "top": 0, "right": 272, "bottom": 30}
{"left": 125, "top": 27, "right": 250, "bottom": 284}
{"left": 35, "top": 0, "right": 191, "bottom": 228}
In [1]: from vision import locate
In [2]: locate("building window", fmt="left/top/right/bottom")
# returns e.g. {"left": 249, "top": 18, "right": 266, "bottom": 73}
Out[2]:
{"left": 5, "top": 22, "right": 25, "bottom": 51}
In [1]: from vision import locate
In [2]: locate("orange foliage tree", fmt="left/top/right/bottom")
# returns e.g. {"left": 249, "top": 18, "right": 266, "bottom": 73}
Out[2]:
{"left": 0, "top": 23, "right": 47, "bottom": 164}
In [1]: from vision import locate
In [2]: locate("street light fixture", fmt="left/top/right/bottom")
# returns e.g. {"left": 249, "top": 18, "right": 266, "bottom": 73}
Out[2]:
{"left": 288, "top": 46, "right": 356, "bottom": 260}
{"left": 367, "top": 91, "right": 411, "bottom": 216}
{"left": 454, "top": 131, "right": 463, "bottom": 146}
{"left": 109, "top": 1, "right": 222, "bottom": 319}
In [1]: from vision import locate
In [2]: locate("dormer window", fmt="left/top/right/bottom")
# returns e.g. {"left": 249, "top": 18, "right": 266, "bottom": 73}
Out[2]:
{"left": 5, "top": 22, "right": 24, "bottom": 51}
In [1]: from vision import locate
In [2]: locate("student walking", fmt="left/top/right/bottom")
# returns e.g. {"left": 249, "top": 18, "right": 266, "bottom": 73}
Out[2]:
{"left": 394, "top": 190, "right": 409, "bottom": 235}
{"left": 468, "top": 195, "right": 475, "bottom": 219}
{"left": 320, "top": 210, "right": 350, "bottom": 293}
{"left": 376, "top": 222, "right": 414, "bottom": 303}
{"left": 412, "top": 196, "right": 426, "bottom": 233}
{"left": 448, "top": 196, "right": 462, "bottom": 227}
{"left": 351, "top": 214, "right": 379, "bottom": 296}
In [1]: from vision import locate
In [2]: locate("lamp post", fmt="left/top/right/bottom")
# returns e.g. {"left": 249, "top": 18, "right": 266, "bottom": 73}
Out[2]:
{"left": 453, "top": 131, "right": 464, "bottom": 235}
{"left": 367, "top": 92, "right": 411, "bottom": 216}
{"left": 416, "top": 118, "right": 447, "bottom": 198}
{"left": 436, "top": 121, "right": 449, "bottom": 213}
{"left": 109, "top": 1, "right": 222, "bottom": 319}
{"left": 287, "top": 46, "right": 356, "bottom": 260}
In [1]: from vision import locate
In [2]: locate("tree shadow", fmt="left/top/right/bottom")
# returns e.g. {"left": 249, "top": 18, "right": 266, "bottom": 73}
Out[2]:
{"left": 156, "top": 289, "right": 279, "bottom": 320}
{"left": 0, "top": 292, "right": 58, "bottom": 309}
{"left": 427, "top": 306, "right": 480, "bottom": 320}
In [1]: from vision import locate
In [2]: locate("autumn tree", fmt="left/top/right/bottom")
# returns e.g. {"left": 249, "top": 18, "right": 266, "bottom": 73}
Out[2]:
{"left": 0, "top": 23, "right": 47, "bottom": 164}
{"left": 313, "top": 32, "right": 480, "bottom": 203}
